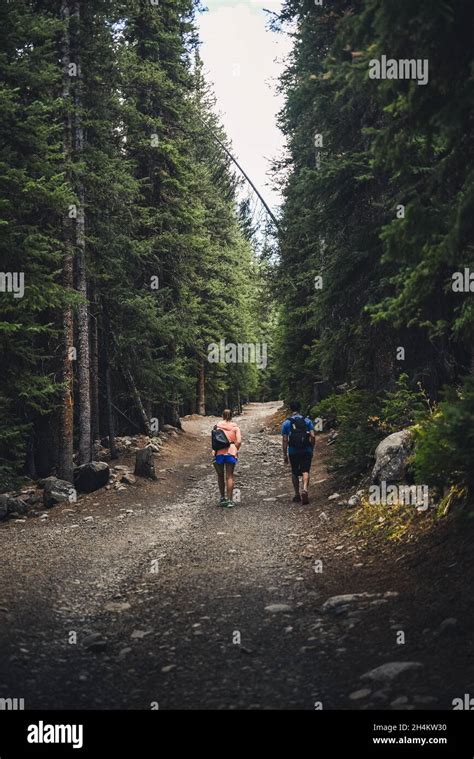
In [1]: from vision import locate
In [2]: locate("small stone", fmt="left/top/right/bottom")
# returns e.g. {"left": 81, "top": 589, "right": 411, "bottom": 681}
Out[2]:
{"left": 347, "top": 494, "right": 361, "bottom": 508}
{"left": 131, "top": 629, "right": 153, "bottom": 640}
{"left": 349, "top": 688, "right": 371, "bottom": 701}
{"left": 83, "top": 633, "right": 107, "bottom": 652}
{"left": 264, "top": 604, "right": 292, "bottom": 613}
{"left": 413, "top": 695, "right": 437, "bottom": 705}
{"left": 438, "top": 618, "right": 458, "bottom": 634}
{"left": 321, "top": 593, "right": 377, "bottom": 613}
{"left": 370, "top": 690, "right": 390, "bottom": 703}
{"left": 105, "top": 602, "right": 131, "bottom": 612}
{"left": 391, "top": 696, "right": 409, "bottom": 706}
{"left": 361, "top": 662, "right": 423, "bottom": 682}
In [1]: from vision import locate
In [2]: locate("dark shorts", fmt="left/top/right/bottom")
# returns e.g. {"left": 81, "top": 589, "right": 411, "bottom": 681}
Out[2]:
{"left": 289, "top": 452, "right": 313, "bottom": 477}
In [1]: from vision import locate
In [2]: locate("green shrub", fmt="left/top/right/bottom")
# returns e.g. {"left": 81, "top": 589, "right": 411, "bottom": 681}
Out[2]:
{"left": 414, "top": 376, "right": 474, "bottom": 495}
{"left": 313, "top": 375, "right": 431, "bottom": 479}
{"left": 313, "top": 390, "right": 382, "bottom": 477}
{"left": 380, "top": 374, "right": 431, "bottom": 432}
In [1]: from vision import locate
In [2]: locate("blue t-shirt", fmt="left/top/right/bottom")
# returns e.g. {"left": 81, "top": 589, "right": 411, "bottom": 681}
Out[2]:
{"left": 281, "top": 414, "right": 315, "bottom": 455}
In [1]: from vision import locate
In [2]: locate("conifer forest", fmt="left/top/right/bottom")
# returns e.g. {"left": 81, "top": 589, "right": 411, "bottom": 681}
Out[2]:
{"left": 0, "top": 0, "right": 473, "bottom": 751}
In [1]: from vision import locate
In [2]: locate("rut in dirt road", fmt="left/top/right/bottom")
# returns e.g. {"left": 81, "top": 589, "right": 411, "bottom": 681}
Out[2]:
{"left": 0, "top": 402, "right": 465, "bottom": 710}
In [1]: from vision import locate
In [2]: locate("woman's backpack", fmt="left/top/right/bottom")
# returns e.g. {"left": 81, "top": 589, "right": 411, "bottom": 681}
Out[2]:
{"left": 212, "top": 425, "right": 231, "bottom": 451}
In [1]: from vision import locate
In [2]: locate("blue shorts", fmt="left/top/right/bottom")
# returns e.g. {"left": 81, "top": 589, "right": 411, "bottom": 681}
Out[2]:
{"left": 214, "top": 454, "right": 237, "bottom": 466}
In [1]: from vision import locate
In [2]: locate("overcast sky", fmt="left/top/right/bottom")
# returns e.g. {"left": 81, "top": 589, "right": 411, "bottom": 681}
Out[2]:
{"left": 196, "top": 0, "right": 292, "bottom": 215}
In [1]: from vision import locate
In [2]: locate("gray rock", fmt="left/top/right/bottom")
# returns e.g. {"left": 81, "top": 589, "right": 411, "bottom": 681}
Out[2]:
{"left": 264, "top": 604, "right": 292, "bottom": 613}
{"left": 162, "top": 424, "right": 178, "bottom": 433}
{"left": 413, "top": 695, "right": 437, "bottom": 705}
{"left": 134, "top": 445, "right": 157, "bottom": 479}
{"left": 0, "top": 495, "right": 28, "bottom": 521}
{"left": 370, "top": 689, "right": 391, "bottom": 703}
{"left": 74, "top": 461, "right": 110, "bottom": 493}
{"left": 43, "top": 478, "right": 77, "bottom": 508}
{"left": 372, "top": 430, "right": 414, "bottom": 484}
{"left": 24, "top": 492, "right": 42, "bottom": 506}
{"left": 438, "top": 618, "right": 459, "bottom": 635}
{"left": 321, "top": 593, "right": 378, "bottom": 613}
{"left": 347, "top": 494, "right": 361, "bottom": 508}
{"left": 122, "top": 473, "right": 136, "bottom": 485}
{"left": 361, "top": 662, "right": 423, "bottom": 682}
{"left": 83, "top": 633, "right": 107, "bottom": 652}
{"left": 1, "top": 499, "right": 11, "bottom": 519}
{"left": 391, "top": 696, "right": 409, "bottom": 707}
{"left": 349, "top": 688, "right": 372, "bottom": 701}
{"left": 38, "top": 476, "right": 57, "bottom": 488}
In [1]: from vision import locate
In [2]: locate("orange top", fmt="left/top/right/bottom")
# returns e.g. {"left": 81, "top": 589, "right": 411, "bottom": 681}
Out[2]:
{"left": 213, "top": 421, "right": 241, "bottom": 457}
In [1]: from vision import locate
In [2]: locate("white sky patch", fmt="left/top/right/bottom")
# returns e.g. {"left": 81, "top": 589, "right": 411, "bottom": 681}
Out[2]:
{"left": 196, "top": 0, "right": 292, "bottom": 214}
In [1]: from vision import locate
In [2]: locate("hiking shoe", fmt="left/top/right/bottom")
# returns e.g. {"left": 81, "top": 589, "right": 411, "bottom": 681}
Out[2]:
{"left": 292, "top": 494, "right": 301, "bottom": 503}
{"left": 301, "top": 490, "right": 309, "bottom": 505}
{"left": 219, "top": 496, "right": 229, "bottom": 507}
{"left": 224, "top": 500, "right": 235, "bottom": 508}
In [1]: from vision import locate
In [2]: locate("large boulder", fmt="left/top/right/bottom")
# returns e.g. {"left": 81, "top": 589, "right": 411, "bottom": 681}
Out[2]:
{"left": 74, "top": 461, "right": 110, "bottom": 493}
{"left": 0, "top": 496, "right": 9, "bottom": 521}
{"left": 42, "top": 477, "right": 77, "bottom": 507}
{"left": 162, "top": 424, "right": 180, "bottom": 433}
{"left": 134, "top": 445, "right": 157, "bottom": 480}
{"left": 0, "top": 495, "right": 28, "bottom": 521}
{"left": 371, "top": 430, "right": 414, "bottom": 485}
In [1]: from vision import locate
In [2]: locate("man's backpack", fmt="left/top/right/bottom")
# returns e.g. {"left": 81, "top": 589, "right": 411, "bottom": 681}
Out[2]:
{"left": 212, "top": 425, "right": 231, "bottom": 451}
{"left": 287, "top": 416, "right": 309, "bottom": 450}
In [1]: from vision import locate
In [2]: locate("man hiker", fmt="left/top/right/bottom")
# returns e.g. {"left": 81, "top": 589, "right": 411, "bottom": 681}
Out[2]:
{"left": 212, "top": 409, "right": 242, "bottom": 508}
{"left": 282, "top": 401, "right": 315, "bottom": 504}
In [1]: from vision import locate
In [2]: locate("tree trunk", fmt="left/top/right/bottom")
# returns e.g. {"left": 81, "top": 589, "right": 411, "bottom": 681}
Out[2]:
{"left": 25, "top": 430, "right": 37, "bottom": 480}
{"left": 73, "top": 0, "right": 91, "bottom": 465}
{"left": 170, "top": 396, "right": 182, "bottom": 430}
{"left": 197, "top": 359, "right": 206, "bottom": 415}
{"left": 102, "top": 325, "right": 117, "bottom": 460}
{"left": 58, "top": 0, "right": 74, "bottom": 483}
{"left": 122, "top": 366, "right": 152, "bottom": 436}
{"left": 90, "top": 288, "right": 100, "bottom": 446}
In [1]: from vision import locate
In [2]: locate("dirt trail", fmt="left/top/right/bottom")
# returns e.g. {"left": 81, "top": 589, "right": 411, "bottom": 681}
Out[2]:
{"left": 0, "top": 402, "right": 473, "bottom": 710}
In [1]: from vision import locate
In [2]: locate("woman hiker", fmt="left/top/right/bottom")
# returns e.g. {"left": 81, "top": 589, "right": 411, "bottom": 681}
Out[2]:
{"left": 212, "top": 409, "right": 242, "bottom": 508}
